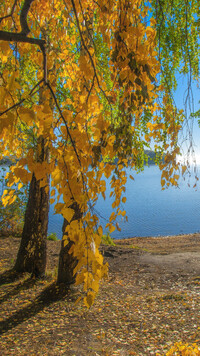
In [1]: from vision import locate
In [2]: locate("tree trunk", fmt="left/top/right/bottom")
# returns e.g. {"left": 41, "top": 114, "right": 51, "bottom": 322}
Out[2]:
{"left": 57, "top": 202, "right": 82, "bottom": 284}
{"left": 14, "top": 138, "right": 49, "bottom": 278}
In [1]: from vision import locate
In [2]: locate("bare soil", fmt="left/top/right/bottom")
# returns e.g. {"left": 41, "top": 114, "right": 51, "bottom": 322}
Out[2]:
{"left": 0, "top": 233, "right": 200, "bottom": 355}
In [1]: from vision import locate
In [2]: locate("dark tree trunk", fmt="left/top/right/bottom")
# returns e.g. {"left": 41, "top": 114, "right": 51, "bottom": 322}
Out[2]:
{"left": 57, "top": 202, "right": 82, "bottom": 284}
{"left": 14, "top": 138, "right": 49, "bottom": 278}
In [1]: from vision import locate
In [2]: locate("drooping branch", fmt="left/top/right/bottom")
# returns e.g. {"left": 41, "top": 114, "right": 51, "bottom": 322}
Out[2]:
{"left": 20, "top": 0, "right": 35, "bottom": 34}
{"left": 46, "top": 82, "right": 82, "bottom": 169}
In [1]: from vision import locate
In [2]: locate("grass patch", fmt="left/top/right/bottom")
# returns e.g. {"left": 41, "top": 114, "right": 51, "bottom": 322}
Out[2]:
{"left": 47, "top": 233, "right": 58, "bottom": 241}
{"left": 101, "top": 233, "right": 116, "bottom": 246}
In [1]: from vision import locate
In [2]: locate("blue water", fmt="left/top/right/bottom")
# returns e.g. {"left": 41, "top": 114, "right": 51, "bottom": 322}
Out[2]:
{"left": 1, "top": 164, "right": 200, "bottom": 239}
{"left": 48, "top": 165, "right": 200, "bottom": 239}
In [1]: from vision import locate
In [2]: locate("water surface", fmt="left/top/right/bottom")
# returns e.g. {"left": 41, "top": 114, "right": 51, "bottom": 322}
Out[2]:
{"left": 48, "top": 165, "right": 200, "bottom": 239}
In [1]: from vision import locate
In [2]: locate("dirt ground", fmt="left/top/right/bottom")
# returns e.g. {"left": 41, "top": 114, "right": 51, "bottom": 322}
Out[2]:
{"left": 110, "top": 233, "right": 200, "bottom": 275}
{"left": 0, "top": 234, "right": 200, "bottom": 355}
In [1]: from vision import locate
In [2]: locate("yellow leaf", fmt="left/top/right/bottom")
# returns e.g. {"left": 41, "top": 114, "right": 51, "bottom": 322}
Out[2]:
{"left": 84, "top": 292, "right": 95, "bottom": 308}
{"left": 54, "top": 203, "right": 64, "bottom": 214}
{"left": 34, "top": 162, "right": 49, "bottom": 180}
{"left": 75, "top": 272, "right": 85, "bottom": 285}
{"left": 91, "top": 280, "right": 99, "bottom": 293}
{"left": 63, "top": 236, "right": 70, "bottom": 247}
{"left": 18, "top": 107, "right": 35, "bottom": 125}
{"left": 122, "top": 197, "right": 126, "bottom": 203}
{"left": 174, "top": 174, "right": 179, "bottom": 181}
{"left": 0, "top": 112, "right": 15, "bottom": 130}
{"left": 109, "top": 224, "right": 115, "bottom": 233}
{"left": 74, "top": 296, "right": 82, "bottom": 305}
{"left": 2, "top": 189, "right": 16, "bottom": 207}
{"left": 161, "top": 179, "right": 165, "bottom": 187}
{"left": 104, "top": 164, "right": 113, "bottom": 179}
{"left": 51, "top": 167, "right": 62, "bottom": 185}
{"left": 0, "top": 87, "right": 7, "bottom": 106}
{"left": 73, "top": 259, "right": 87, "bottom": 275}
{"left": 61, "top": 207, "right": 74, "bottom": 222}
{"left": 182, "top": 165, "right": 187, "bottom": 175}
{"left": 0, "top": 41, "right": 10, "bottom": 52}
{"left": 109, "top": 211, "right": 116, "bottom": 222}
{"left": 94, "top": 250, "right": 104, "bottom": 265}
{"left": 98, "top": 226, "right": 103, "bottom": 236}
{"left": 18, "top": 183, "right": 23, "bottom": 190}
{"left": 2, "top": 189, "right": 8, "bottom": 196}
{"left": 13, "top": 168, "right": 31, "bottom": 184}
{"left": 51, "top": 189, "right": 56, "bottom": 197}
{"left": 42, "top": 103, "right": 52, "bottom": 114}
{"left": 108, "top": 135, "right": 115, "bottom": 146}
{"left": 7, "top": 72, "right": 16, "bottom": 92}
{"left": 9, "top": 195, "right": 17, "bottom": 205}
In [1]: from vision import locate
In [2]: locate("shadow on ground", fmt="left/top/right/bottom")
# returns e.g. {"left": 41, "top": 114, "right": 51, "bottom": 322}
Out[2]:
{"left": 0, "top": 269, "right": 24, "bottom": 286}
{"left": 0, "top": 270, "right": 77, "bottom": 335}
{"left": 0, "top": 272, "right": 36, "bottom": 305}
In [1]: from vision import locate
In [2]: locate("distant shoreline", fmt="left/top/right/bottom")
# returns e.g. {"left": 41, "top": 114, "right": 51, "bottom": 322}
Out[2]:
{"left": 0, "top": 157, "right": 17, "bottom": 166}
{"left": 0, "top": 150, "right": 161, "bottom": 167}
{"left": 115, "top": 231, "right": 200, "bottom": 242}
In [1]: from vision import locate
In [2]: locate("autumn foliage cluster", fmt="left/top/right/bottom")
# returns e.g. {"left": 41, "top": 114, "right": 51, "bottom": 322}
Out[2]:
{"left": 0, "top": 0, "right": 184, "bottom": 306}
{"left": 166, "top": 342, "right": 200, "bottom": 355}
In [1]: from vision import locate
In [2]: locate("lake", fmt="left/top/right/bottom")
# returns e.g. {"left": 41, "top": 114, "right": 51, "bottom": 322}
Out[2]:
{"left": 48, "top": 165, "right": 200, "bottom": 240}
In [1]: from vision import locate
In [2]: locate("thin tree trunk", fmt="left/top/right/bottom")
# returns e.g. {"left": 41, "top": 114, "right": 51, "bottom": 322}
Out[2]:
{"left": 14, "top": 137, "right": 49, "bottom": 278}
{"left": 57, "top": 202, "right": 82, "bottom": 284}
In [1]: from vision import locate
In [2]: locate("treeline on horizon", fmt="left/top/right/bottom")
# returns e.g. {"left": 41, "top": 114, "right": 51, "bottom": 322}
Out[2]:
{"left": 0, "top": 150, "right": 161, "bottom": 167}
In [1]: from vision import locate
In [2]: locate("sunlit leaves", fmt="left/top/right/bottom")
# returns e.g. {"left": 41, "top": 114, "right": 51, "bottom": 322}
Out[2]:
{"left": 2, "top": 189, "right": 17, "bottom": 207}
{"left": 166, "top": 342, "right": 200, "bottom": 355}
{"left": 61, "top": 207, "right": 74, "bottom": 222}
{"left": 18, "top": 107, "right": 36, "bottom": 125}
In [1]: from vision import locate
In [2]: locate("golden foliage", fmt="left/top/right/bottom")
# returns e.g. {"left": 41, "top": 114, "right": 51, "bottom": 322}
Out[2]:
{"left": 165, "top": 342, "right": 200, "bottom": 355}
{"left": 0, "top": 0, "right": 183, "bottom": 306}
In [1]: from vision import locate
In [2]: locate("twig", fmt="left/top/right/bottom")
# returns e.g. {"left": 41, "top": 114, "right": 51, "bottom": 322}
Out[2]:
{"left": 0, "top": 0, "right": 18, "bottom": 24}
{"left": 70, "top": 0, "right": 112, "bottom": 110}
{"left": 0, "top": 79, "right": 44, "bottom": 116}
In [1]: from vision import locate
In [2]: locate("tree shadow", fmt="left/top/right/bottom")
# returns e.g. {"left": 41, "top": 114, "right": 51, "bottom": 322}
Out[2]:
{"left": 0, "top": 275, "right": 36, "bottom": 304}
{"left": 0, "top": 282, "right": 77, "bottom": 335}
{"left": 0, "top": 268, "right": 24, "bottom": 286}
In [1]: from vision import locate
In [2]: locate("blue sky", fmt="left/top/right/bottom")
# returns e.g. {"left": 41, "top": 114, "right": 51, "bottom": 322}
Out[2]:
{"left": 173, "top": 74, "right": 200, "bottom": 163}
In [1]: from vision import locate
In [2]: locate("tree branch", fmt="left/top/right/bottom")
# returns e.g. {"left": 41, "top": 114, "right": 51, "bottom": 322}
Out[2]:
{"left": 0, "top": 30, "right": 45, "bottom": 46}
{"left": 20, "top": 0, "right": 35, "bottom": 35}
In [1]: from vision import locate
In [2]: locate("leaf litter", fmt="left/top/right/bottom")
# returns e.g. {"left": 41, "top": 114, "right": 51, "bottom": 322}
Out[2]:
{"left": 0, "top": 235, "right": 200, "bottom": 355}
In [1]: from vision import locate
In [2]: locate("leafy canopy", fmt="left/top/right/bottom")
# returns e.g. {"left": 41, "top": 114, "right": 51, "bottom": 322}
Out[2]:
{"left": 0, "top": 0, "right": 184, "bottom": 306}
